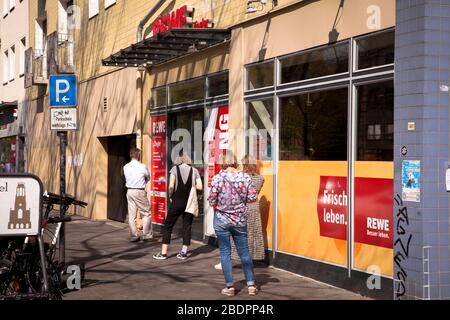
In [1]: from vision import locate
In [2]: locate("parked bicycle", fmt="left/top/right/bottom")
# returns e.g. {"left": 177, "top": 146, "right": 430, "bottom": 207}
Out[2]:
{"left": 0, "top": 191, "right": 87, "bottom": 300}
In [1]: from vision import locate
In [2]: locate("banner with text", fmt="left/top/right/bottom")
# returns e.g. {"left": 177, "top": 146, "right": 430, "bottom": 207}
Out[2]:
{"left": 150, "top": 115, "right": 167, "bottom": 224}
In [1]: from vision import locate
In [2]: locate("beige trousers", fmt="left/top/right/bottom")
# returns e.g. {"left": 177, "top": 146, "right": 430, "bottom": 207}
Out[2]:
{"left": 126, "top": 189, "right": 152, "bottom": 238}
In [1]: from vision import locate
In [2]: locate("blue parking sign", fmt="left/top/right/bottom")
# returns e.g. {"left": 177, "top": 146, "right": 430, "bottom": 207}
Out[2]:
{"left": 49, "top": 75, "right": 77, "bottom": 107}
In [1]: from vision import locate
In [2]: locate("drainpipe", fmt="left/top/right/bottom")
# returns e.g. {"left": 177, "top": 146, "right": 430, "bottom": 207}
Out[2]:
{"left": 136, "top": 0, "right": 166, "bottom": 42}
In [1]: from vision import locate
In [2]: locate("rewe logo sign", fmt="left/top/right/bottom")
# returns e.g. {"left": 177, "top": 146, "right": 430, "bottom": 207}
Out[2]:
{"left": 152, "top": 5, "right": 212, "bottom": 37}
{"left": 317, "top": 176, "right": 393, "bottom": 249}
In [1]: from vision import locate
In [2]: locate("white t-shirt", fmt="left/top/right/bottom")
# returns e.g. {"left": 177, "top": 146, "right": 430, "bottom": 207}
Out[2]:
{"left": 123, "top": 160, "right": 150, "bottom": 189}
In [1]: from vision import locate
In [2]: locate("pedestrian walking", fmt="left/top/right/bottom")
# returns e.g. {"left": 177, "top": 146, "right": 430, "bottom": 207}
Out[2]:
{"left": 123, "top": 148, "right": 153, "bottom": 242}
{"left": 153, "top": 154, "right": 203, "bottom": 260}
{"left": 214, "top": 155, "right": 266, "bottom": 270}
{"left": 208, "top": 151, "right": 258, "bottom": 297}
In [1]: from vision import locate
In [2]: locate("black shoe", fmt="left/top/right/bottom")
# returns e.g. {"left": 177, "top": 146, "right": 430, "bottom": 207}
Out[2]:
{"left": 177, "top": 252, "right": 188, "bottom": 260}
{"left": 153, "top": 252, "right": 168, "bottom": 260}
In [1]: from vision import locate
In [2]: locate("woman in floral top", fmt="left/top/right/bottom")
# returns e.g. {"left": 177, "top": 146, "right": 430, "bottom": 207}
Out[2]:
{"left": 208, "top": 151, "right": 258, "bottom": 297}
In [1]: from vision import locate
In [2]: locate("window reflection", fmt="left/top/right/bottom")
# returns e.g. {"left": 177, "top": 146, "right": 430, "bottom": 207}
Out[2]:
{"left": 357, "top": 81, "right": 394, "bottom": 161}
{"left": 356, "top": 30, "right": 395, "bottom": 70}
{"left": 280, "top": 88, "right": 348, "bottom": 161}
{"left": 247, "top": 61, "right": 274, "bottom": 90}
{"left": 169, "top": 78, "right": 205, "bottom": 104}
{"left": 280, "top": 42, "right": 349, "bottom": 84}
{"left": 246, "top": 100, "right": 274, "bottom": 161}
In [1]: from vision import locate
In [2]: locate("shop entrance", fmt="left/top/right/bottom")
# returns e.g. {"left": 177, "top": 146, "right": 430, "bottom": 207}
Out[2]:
{"left": 107, "top": 134, "right": 136, "bottom": 222}
{"left": 167, "top": 109, "right": 204, "bottom": 240}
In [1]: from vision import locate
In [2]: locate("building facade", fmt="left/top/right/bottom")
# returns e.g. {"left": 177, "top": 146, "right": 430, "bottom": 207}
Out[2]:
{"left": 0, "top": 0, "right": 29, "bottom": 174}
{"left": 22, "top": 0, "right": 450, "bottom": 299}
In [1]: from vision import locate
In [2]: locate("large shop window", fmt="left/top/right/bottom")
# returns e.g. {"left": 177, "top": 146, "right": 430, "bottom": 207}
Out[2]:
{"left": 280, "top": 42, "right": 349, "bottom": 84}
{"left": 355, "top": 30, "right": 394, "bottom": 70}
{"left": 208, "top": 72, "right": 229, "bottom": 97}
{"left": 357, "top": 81, "right": 394, "bottom": 161}
{"left": 280, "top": 88, "right": 348, "bottom": 161}
{"left": 246, "top": 99, "right": 274, "bottom": 161}
{"left": 246, "top": 61, "right": 274, "bottom": 90}
{"left": 169, "top": 77, "right": 205, "bottom": 105}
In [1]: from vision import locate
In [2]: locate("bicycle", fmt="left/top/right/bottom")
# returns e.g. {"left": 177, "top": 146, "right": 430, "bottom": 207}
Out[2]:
{"left": 0, "top": 191, "right": 87, "bottom": 300}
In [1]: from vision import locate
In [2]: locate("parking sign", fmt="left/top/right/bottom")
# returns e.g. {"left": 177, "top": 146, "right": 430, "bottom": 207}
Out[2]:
{"left": 49, "top": 75, "right": 77, "bottom": 107}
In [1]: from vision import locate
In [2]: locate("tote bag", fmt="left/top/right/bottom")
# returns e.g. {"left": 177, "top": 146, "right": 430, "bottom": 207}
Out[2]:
{"left": 185, "top": 169, "right": 199, "bottom": 217}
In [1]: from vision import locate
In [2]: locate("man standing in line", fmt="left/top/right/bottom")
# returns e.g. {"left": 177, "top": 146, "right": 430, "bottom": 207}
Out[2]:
{"left": 123, "top": 148, "right": 153, "bottom": 242}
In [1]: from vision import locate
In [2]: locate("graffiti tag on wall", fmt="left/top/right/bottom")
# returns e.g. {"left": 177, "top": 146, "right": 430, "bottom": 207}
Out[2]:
{"left": 394, "top": 194, "right": 413, "bottom": 299}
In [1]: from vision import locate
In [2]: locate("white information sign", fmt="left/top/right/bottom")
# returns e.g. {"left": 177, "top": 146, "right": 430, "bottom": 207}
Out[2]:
{"left": 50, "top": 108, "right": 78, "bottom": 131}
{"left": 0, "top": 175, "right": 43, "bottom": 236}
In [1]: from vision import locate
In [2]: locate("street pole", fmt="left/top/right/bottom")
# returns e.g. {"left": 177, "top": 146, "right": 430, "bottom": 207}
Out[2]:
{"left": 58, "top": 130, "right": 67, "bottom": 264}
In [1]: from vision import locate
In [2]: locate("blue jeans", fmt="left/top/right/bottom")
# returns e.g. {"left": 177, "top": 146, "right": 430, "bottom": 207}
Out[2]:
{"left": 214, "top": 215, "right": 255, "bottom": 288}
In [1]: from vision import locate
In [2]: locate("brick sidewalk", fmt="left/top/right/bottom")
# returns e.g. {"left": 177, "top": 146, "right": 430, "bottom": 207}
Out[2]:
{"left": 63, "top": 217, "right": 369, "bottom": 300}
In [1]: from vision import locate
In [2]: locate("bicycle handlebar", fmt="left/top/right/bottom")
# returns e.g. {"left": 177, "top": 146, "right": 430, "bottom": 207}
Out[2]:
{"left": 42, "top": 192, "right": 88, "bottom": 208}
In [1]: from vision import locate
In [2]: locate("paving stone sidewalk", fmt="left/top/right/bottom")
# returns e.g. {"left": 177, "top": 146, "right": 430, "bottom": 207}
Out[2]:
{"left": 63, "top": 217, "right": 369, "bottom": 300}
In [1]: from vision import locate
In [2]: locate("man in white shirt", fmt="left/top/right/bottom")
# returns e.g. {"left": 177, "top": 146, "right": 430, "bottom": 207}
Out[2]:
{"left": 123, "top": 148, "right": 153, "bottom": 242}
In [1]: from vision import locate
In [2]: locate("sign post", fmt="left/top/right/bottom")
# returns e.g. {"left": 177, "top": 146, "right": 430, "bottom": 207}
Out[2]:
{"left": 49, "top": 74, "right": 78, "bottom": 264}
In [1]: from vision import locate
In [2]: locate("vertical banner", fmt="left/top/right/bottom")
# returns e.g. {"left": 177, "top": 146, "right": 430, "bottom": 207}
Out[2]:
{"left": 204, "top": 105, "right": 229, "bottom": 236}
{"left": 150, "top": 115, "right": 167, "bottom": 224}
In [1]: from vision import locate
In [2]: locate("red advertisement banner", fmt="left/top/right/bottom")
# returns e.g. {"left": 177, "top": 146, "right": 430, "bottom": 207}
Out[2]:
{"left": 317, "top": 176, "right": 393, "bottom": 249}
{"left": 151, "top": 115, "right": 167, "bottom": 224}
{"left": 207, "top": 106, "right": 229, "bottom": 187}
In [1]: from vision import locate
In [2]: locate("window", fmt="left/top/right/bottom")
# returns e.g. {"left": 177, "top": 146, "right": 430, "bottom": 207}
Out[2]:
{"left": 89, "top": 0, "right": 99, "bottom": 19}
{"left": 19, "top": 38, "right": 25, "bottom": 76}
{"left": 152, "top": 86, "right": 166, "bottom": 108}
{"left": 2, "top": 50, "right": 8, "bottom": 84}
{"left": 357, "top": 81, "right": 394, "bottom": 161}
{"left": 355, "top": 30, "right": 394, "bottom": 70}
{"left": 246, "top": 61, "right": 274, "bottom": 90}
{"left": 280, "top": 42, "right": 349, "bottom": 84}
{"left": 169, "top": 78, "right": 205, "bottom": 105}
{"left": 9, "top": 46, "right": 15, "bottom": 81}
{"left": 246, "top": 99, "right": 274, "bottom": 161}
{"left": 105, "top": 0, "right": 116, "bottom": 9}
{"left": 208, "top": 72, "right": 228, "bottom": 97}
{"left": 280, "top": 88, "right": 348, "bottom": 160}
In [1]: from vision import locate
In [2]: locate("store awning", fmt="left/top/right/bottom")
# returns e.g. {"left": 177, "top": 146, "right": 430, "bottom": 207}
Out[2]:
{"left": 102, "top": 28, "right": 231, "bottom": 68}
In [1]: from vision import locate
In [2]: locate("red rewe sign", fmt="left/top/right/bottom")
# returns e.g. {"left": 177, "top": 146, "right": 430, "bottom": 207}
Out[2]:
{"left": 151, "top": 115, "right": 167, "bottom": 224}
{"left": 317, "top": 176, "right": 393, "bottom": 249}
{"left": 152, "top": 5, "right": 213, "bottom": 37}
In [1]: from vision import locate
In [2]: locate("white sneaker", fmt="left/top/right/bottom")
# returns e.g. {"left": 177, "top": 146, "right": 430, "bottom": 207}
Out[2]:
{"left": 214, "top": 263, "right": 222, "bottom": 270}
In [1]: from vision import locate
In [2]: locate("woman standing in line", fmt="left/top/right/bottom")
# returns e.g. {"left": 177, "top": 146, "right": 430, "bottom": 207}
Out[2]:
{"left": 214, "top": 155, "right": 266, "bottom": 269}
{"left": 153, "top": 154, "right": 202, "bottom": 260}
{"left": 208, "top": 151, "right": 258, "bottom": 296}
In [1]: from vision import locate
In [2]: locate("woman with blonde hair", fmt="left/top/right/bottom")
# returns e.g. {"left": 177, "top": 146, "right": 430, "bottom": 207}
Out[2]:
{"left": 153, "top": 154, "right": 202, "bottom": 260}
{"left": 208, "top": 150, "right": 259, "bottom": 296}
{"left": 214, "top": 155, "right": 266, "bottom": 269}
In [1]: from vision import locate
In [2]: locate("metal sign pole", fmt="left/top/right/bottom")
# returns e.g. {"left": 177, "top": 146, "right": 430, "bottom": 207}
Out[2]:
{"left": 58, "top": 131, "right": 67, "bottom": 264}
